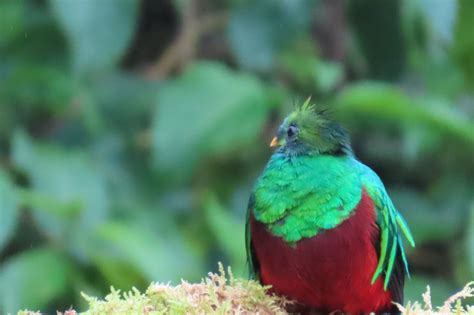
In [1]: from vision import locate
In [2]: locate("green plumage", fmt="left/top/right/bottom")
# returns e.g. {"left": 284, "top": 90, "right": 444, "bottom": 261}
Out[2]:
{"left": 361, "top": 166, "right": 415, "bottom": 287}
{"left": 246, "top": 100, "right": 415, "bottom": 289}
{"left": 253, "top": 154, "right": 361, "bottom": 242}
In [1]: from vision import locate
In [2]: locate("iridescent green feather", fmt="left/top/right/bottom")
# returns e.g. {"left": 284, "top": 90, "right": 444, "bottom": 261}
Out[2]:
{"left": 358, "top": 161, "right": 415, "bottom": 289}
{"left": 253, "top": 154, "right": 362, "bottom": 243}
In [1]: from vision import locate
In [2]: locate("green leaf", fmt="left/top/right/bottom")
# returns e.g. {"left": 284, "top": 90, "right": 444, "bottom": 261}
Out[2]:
{"left": 87, "top": 72, "right": 159, "bottom": 134}
{"left": 228, "top": 0, "right": 314, "bottom": 71}
{"left": 0, "top": 248, "right": 72, "bottom": 314}
{"left": 348, "top": 0, "right": 406, "bottom": 80}
{"left": 334, "top": 82, "right": 474, "bottom": 149}
{"left": 315, "top": 61, "right": 343, "bottom": 93}
{"left": 452, "top": 203, "right": 474, "bottom": 292}
{"left": 0, "top": 63, "right": 73, "bottom": 110}
{"left": 454, "top": 0, "right": 474, "bottom": 88}
{"left": 11, "top": 130, "right": 109, "bottom": 241}
{"left": 90, "top": 222, "right": 199, "bottom": 287}
{"left": 417, "top": 0, "right": 457, "bottom": 45}
{"left": 153, "top": 62, "right": 271, "bottom": 175}
{"left": 468, "top": 203, "right": 474, "bottom": 279}
{"left": 17, "top": 188, "right": 81, "bottom": 218}
{"left": 50, "top": 0, "right": 139, "bottom": 75}
{"left": 204, "top": 193, "right": 246, "bottom": 277}
{"left": 0, "top": 0, "right": 24, "bottom": 48}
{"left": 0, "top": 2, "right": 69, "bottom": 67}
{"left": 0, "top": 170, "right": 19, "bottom": 251}
{"left": 279, "top": 48, "right": 343, "bottom": 94}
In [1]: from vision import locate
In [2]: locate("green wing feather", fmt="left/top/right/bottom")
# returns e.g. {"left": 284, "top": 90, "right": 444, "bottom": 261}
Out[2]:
{"left": 360, "top": 164, "right": 415, "bottom": 289}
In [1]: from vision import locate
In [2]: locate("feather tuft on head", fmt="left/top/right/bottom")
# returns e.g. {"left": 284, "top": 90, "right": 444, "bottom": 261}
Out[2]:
{"left": 295, "top": 97, "right": 332, "bottom": 118}
{"left": 299, "top": 96, "right": 314, "bottom": 112}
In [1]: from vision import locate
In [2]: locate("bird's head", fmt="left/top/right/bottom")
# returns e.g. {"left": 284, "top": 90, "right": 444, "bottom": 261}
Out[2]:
{"left": 270, "top": 98, "right": 352, "bottom": 156}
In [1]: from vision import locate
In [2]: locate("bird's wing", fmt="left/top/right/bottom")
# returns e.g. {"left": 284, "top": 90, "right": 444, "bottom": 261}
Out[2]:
{"left": 245, "top": 193, "right": 260, "bottom": 280}
{"left": 360, "top": 166, "right": 415, "bottom": 291}
{"left": 385, "top": 250, "right": 406, "bottom": 304}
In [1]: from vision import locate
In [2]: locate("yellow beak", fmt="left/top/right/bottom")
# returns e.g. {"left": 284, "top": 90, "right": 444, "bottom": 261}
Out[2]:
{"left": 270, "top": 137, "right": 278, "bottom": 147}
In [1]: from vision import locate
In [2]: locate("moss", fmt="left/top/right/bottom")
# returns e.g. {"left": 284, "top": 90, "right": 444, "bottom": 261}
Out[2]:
{"left": 398, "top": 282, "right": 474, "bottom": 315}
{"left": 17, "top": 267, "right": 474, "bottom": 315}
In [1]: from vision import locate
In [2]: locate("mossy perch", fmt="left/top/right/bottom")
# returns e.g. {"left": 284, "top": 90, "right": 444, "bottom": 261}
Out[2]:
{"left": 18, "top": 265, "right": 474, "bottom": 314}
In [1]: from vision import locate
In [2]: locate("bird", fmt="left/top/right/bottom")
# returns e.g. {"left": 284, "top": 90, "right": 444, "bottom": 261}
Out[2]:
{"left": 245, "top": 99, "right": 415, "bottom": 314}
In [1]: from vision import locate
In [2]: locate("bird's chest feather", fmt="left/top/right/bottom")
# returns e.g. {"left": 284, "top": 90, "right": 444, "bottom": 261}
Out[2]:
{"left": 250, "top": 190, "right": 393, "bottom": 314}
{"left": 253, "top": 154, "right": 362, "bottom": 242}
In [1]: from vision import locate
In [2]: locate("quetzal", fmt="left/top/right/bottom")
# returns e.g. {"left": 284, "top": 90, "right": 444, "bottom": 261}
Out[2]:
{"left": 246, "top": 100, "right": 415, "bottom": 314}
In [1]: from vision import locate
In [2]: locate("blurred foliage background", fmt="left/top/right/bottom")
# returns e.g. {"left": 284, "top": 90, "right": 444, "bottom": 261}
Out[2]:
{"left": 0, "top": 0, "right": 473, "bottom": 313}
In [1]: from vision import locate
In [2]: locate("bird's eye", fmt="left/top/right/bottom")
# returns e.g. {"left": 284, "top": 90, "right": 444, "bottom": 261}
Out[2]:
{"left": 287, "top": 124, "right": 298, "bottom": 138}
